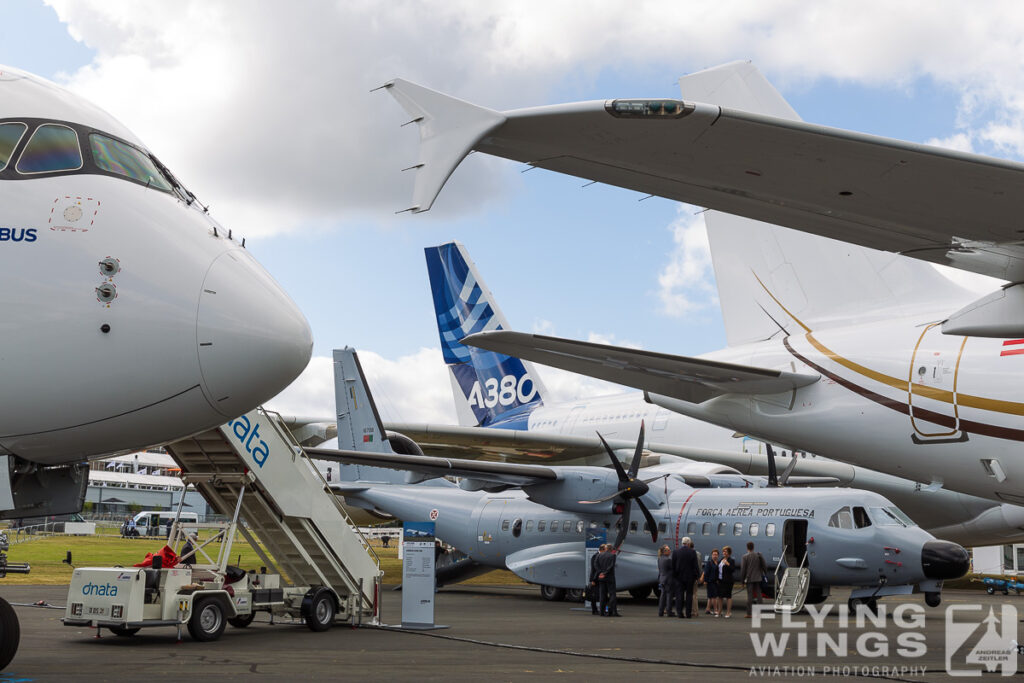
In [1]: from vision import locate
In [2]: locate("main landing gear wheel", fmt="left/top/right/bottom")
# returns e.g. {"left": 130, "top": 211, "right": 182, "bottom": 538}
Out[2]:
{"left": 924, "top": 592, "right": 942, "bottom": 608}
{"left": 0, "top": 597, "right": 19, "bottom": 672}
{"left": 628, "top": 586, "right": 652, "bottom": 601}
{"left": 228, "top": 612, "right": 256, "bottom": 628}
{"left": 188, "top": 597, "right": 226, "bottom": 642}
{"left": 565, "top": 588, "right": 584, "bottom": 602}
{"left": 109, "top": 626, "right": 140, "bottom": 637}
{"left": 540, "top": 585, "right": 566, "bottom": 601}
{"left": 848, "top": 597, "right": 879, "bottom": 615}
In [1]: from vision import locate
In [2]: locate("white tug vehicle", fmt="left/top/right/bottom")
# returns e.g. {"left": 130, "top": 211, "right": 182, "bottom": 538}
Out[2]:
{"left": 63, "top": 409, "right": 381, "bottom": 641}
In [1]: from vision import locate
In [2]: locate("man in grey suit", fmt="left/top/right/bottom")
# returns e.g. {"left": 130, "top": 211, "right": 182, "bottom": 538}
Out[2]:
{"left": 739, "top": 541, "right": 768, "bottom": 617}
{"left": 670, "top": 536, "right": 700, "bottom": 618}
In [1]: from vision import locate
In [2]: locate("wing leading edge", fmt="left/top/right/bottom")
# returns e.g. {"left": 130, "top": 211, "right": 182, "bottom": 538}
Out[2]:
{"left": 462, "top": 330, "right": 818, "bottom": 403}
{"left": 387, "top": 74, "right": 1024, "bottom": 281}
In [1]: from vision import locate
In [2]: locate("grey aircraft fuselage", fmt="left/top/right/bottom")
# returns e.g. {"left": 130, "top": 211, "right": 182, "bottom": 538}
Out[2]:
{"left": 348, "top": 476, "right": 966, "bottom": 605}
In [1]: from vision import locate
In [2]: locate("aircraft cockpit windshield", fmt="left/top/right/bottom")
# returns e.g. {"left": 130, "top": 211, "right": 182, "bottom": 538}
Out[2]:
{"left": 828, "top": 505, "right": 874, "bottom": 530}
{"left": 870, "top": 506, "right": 917, "bottom": 527}
{"left": 0, "top": 118, "right": 195, "bottom": 203}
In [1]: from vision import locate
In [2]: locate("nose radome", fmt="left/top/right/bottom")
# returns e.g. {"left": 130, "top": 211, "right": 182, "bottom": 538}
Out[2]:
{"left": 197, "top": 250, "right": 313, "bottom": 418}
{"left": 921, "top": 540, "right": 970, "bottom": 580}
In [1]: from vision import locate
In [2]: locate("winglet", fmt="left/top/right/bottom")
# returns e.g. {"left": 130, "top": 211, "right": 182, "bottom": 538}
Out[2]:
{"left": 384, "top": 79, "right": 506, "bottom": 212}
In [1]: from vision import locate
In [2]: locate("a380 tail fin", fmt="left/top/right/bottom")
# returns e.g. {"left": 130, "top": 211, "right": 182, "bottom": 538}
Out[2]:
{"left": 678, "top": 62, "right": 975, "bottom": 346}
{"left": 425, "top": 241, "right": 547, "bottom": 428}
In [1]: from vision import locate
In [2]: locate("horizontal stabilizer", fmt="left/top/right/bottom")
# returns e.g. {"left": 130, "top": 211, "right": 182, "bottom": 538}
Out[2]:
{"left": 463, "top": 331, "right": 818, "bottom": 403}
{"left": 385, "top": 79, "right": 506, "bottom": 212}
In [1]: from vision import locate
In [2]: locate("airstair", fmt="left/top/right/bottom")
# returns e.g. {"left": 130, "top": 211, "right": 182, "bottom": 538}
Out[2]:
{"left": 774, "top": 548, "right": 811, "bottom": 613}
{"left": 164, "top": 407, "right": 380, "bottom": 621}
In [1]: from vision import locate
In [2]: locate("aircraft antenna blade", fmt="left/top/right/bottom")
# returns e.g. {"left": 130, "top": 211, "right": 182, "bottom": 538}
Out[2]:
{"left": 637, "top": 499, "right": 658, "bottom": 544}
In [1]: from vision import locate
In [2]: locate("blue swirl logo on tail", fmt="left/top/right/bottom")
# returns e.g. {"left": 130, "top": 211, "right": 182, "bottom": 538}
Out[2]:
{"left": 426, "top": 242, "right": 544, "bottom": 428}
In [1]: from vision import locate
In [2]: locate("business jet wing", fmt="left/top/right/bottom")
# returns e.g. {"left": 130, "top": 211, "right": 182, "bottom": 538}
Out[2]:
{"left": 462, "top": 331, "right": 818, "bottom": 403}
{"left": 387, "top": 77, "right": 1024, "bottom": 281}
{"left": 309, "top": 447, "right": 558, "bottom": 487}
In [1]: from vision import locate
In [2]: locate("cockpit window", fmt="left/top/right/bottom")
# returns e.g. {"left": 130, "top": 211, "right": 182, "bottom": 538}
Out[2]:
{"left": 16, "top": 124, "right": 82, "bottom": 174}
{"left": 852, "top": 506, "right": 872, "bottom": 528}
{"left": 870, "top": 506, "right": 916, "bottom": 527}
{"left": 0, "top": 122, "right": 27, "bottom": 170}
{"left": 90, "top": 133, "right": 172, "bottom": 192}
{"left": 828, "top": 506, "right": 854, "bottom": 529}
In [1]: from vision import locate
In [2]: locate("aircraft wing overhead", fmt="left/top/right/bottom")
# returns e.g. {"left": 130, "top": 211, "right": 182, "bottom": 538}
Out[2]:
{"left": 389, "top": 78, "right": 1024, "bottom": 280}
{"left": 309, "top": 447, "right": 558, "bottom": 487}
{"left": 463, "top": 331, "right": 818, "bottom": 404}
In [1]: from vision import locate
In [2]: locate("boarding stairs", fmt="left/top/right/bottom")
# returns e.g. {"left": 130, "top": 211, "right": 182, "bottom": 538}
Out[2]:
{"left": 774, "top": 546, "right": 811, "bottom": 613}
{"left": 165, "top": 407, "right": 381, "bottom": 621}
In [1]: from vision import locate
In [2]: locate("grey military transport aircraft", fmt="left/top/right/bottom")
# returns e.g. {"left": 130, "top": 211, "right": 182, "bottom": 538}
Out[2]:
{"left": 310, "top": 349, "right": 969, "bottom": 612}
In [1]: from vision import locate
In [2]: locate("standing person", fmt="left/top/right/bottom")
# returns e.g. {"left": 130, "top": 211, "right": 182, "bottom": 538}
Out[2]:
{"left": 670, "top": 536, "right": 700, "bottom": 618}
{"left": 719, "top": 546, "right": 736, "bottom": 618}
{"left": 589, "top": 544, "right": 604, "bottom": 615}
{"left": 595, "top": 544, "right": 620, "bottom": 617}
{"left": 740, "top": 541, "right": 768, "bottom": 618}
{"left": 382, "top": 535, "right": 390, "bottom": 549}
{"left": 656, "top": 545, "right": 675, "bottom": 617}
{"left": 690, "top": 539, "right": 702, "bottom": 618}
{"left": 700, "top": 548, "right": 721, "bottom": 616}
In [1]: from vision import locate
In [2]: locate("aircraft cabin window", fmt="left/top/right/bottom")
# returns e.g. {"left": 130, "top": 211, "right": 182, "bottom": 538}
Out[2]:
{"left": 512, "top": 519, "right": 523, "bottom": 538}
{"left": 501, "top": 520, "right": 510, "bottom": 532}
{"left": 551, "top": 520, "right": 559, "bottom": 532}
{"left": 658, "top": 522, "right": 667, "bottom": 533}
{"left": 562, "top": 521, "right": 572, "bottom": 533}
{"left": 828, "top": 506, "right": 854, "bottom": 529}
{"left": 525, "top": 520, "right": 534, "bottom": 532}
{"left": 686, "top": 522, "right": 697, "bottom": 535}
{"left": 750, "top": 523, "right": 759, "bottom": 537}
{"left": 765, "top": 523, "right": 776, "bottom": 537}
{"left": 576, "top": 520, "right": 584, "bottom": 534}
{"left": 629, "top": 521, "right": 638, "bottom": 533}
{"left": 852, "top": 507, "right": 872, "bottom": 529}
{"left": 718, "top": 522, "right": 728, "bottom": 535}
{"left": 16, "top": 124, "right": 82, "bottom": 174}
{"left": 537, "top": 521, "right": 546, "bottom": 532}
{"left": 702, "top": 522, "right": 711, "bottom": 536}
{"left": 0, "top": 122, "right": 27, "bottom": 170}
{"left": 733, "top": 522, "right": 743, "bottom": 536}
{"left": 90, "top": 133, "right": 172, "bottom": 192}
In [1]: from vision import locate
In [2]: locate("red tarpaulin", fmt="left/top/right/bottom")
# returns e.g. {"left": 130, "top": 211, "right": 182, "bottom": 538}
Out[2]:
{"left": 133, "top": 545, "right": 179, "bottom": 569}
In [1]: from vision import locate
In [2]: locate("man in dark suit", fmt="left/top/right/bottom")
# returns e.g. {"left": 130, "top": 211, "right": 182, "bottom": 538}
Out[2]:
{"left": 670, "top": 536, "right": 700, "bottom": 618}
{"left": 739, "top": 541, "right": 768, "bottom": 617}
{"left": 594, "top": 544, "right": 620, "bottom": 616}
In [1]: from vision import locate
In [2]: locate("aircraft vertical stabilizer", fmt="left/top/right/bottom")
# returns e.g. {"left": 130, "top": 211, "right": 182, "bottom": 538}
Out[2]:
{"left": 678, "top": 62, "right": 980, "bottom": 346}
{"left": 425, "top": 242, "right": 547, "bottom": 428}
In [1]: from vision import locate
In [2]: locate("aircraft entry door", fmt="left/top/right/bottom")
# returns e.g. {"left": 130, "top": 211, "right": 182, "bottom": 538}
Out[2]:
{"left": 783, "top": 519, "right": 808, "bottom": 567}
{"left": 908, "top": 323, "right": 967, "bottom": 443}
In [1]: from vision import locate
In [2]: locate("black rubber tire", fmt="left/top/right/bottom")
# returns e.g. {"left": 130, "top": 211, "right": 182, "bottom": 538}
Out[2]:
{"left": 0, "top": 597, "right": 19, "bottom": 672}
{"left": 924, "top": 591, "right": 942, "bottom": 608}
{"left": 986, "top": 586, "right": 996, "bottom": 595}
{"left": 565, "top": 588, "right": 584, "bottom": 602}
{"left": 187, "top": 597, "right": 227, "bottom": 642}
{"left": 228, "top": 612, "right": 256, "bottom": 628}
{"left": 109, "top": 626, "right": 140, "bottom": 637}
{"left": 628, "top": 586, "right": 652, "bottom": 601}
{"left": 539, "top": 585, "right": 566, "bottom": 601}
{"left": 304, "top": 591, "right": 335, "bottom": 632}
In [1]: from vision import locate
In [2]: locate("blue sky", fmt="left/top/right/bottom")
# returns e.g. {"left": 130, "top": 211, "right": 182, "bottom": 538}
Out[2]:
{"left": 6, "top": 1, "right": 1022, "bottom": 421}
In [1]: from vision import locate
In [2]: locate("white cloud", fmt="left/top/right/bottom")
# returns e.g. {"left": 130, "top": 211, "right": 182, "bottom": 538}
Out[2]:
{"left": 923, "top": 133, "right": 975, "bottom": 154}
{"left": 656, "top": 207, "right": 717, "bottom": 317}
{"left": 266, "top": 348, "right": 456, "bottom": 424}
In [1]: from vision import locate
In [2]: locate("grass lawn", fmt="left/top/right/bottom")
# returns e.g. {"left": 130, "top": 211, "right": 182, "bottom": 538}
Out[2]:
{"left": 1, "top": 533, "right": 526, "bottom": 587}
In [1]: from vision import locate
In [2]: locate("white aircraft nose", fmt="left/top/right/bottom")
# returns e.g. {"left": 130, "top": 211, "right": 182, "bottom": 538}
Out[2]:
{"left": 197, "top": 250, "right": 313, "bottom": 417}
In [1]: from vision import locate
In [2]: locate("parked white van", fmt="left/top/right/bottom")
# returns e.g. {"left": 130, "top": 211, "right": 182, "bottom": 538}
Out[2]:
{"left": 129, "top": 511, "right": 199, "bottom": 537}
